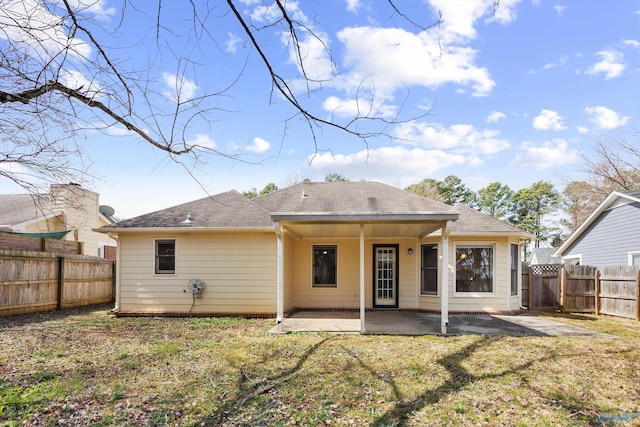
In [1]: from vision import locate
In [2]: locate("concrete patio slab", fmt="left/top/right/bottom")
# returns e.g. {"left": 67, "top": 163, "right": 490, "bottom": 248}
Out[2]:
{"left": 270, "top": 311, "right": 612, "bottom": 337}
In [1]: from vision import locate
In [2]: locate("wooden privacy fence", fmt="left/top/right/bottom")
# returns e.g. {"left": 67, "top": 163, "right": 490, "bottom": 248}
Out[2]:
{"left": 526, "top": 263, "right": 640, "bottom": 321}
{"left": 0, "top": 232, "right": 83, "bottom": 255}
{"left": 0, "top": 249, "right": 115, "bottom": 316}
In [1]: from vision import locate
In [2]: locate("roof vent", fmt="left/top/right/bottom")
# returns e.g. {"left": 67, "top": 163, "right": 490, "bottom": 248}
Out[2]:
{"left": 182, "top": 214, "right": 193, "bottom": 224}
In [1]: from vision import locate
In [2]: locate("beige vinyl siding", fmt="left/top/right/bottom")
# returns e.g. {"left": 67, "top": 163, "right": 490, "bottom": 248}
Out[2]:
{"left": 448, "top": 236, "right": 510, "bottom": 312}
{"left": 291, "top": 237, "right": 418, "bottom": 309}
{"left": 117, "top": 231, "right": 277, "bottom": 314}
{"left": 416, "top": 236, "right": 518, "bottom": 313}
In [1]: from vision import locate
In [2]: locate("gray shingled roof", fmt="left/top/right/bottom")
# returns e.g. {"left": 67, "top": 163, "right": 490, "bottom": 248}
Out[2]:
{"left": 253, "top": 181, "right": 452, "bottom": 213}
{"left": 0, "top": 194, "right": 54, "bottom": 226}
{"left": 102, "top": 190, "right": 272, "bottom": 229}
{"left": 448, "top": 204, "right": 529, "bottom": 235}
{"left": 99, "top": 182, "right": 531, "bottom": 236}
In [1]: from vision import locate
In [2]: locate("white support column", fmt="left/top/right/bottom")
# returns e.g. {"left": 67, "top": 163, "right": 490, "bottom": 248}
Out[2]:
{"left": 275, "top": 221, "right": 284, "bottom": 323}
{"left": 440, "top": 221, "right": 451, "bottom": 335}
{"left": 360, "top": 223, "right": 366, "bottom": 334}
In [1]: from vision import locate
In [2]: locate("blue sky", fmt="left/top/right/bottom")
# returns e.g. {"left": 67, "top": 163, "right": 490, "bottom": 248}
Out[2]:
{"left": 2, "top": 0, "right": 639, "bottom": 219}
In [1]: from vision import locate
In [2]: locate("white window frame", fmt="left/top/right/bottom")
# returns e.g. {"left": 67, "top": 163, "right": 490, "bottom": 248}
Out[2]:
{"left": 453, "top": 242, "right": 497, "bottom": 297}
{"left": 510, "top": 243, "right": 519, "bottom": 296}
{"left": 311, "top": 244, "right": 338, "bottom": 288}
{"left": 154, "top": 238, "right": 177, "bottom": 275}
{"left": 628, "top": 251, "right": 640, "bottom": 266}
{"left": 419, "top": 243, "right": 439, "bottom": 297}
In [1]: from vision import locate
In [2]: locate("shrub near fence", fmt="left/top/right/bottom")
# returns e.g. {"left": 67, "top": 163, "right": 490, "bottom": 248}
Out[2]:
{"left": 0, "top": 249, "right": 115, "bottom": 316}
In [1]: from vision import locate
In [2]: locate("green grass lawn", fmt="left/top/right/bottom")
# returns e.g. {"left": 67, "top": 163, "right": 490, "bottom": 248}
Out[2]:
{"left": 1, "top": 305, "right": 639, "bottom": 426}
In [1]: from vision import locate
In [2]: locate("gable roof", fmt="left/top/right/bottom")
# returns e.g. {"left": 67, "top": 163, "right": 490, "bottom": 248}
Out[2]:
{"left": 554, "top": 190, "right": 640, "bottom": 258}
{"left": 530, "top": 247, "right": 560, "bottom": 265}
{"left": 100, "top": 190, "right": 273, "bottom": 231}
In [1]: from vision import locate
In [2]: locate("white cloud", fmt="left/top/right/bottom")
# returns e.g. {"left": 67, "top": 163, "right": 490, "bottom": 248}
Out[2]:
{"left": 543, "top": 55, "right": 569, "bottom": 70}
{"left": 553, "top": 5, "right": 567, "bottom": 15}
{"left": 162, "top": 72, "right": 198, "bottom": 102}
{"left": 487, "top": 111, "right": 506, "bottom": 123}
{"left": 510, "top": 139, "right": 579, "bottom": 170}
{"left": 336, "top": 26, "right": 495, "bottom": 99}
{"left": 0, "top": 0, "right": 92, "bottom": 61}
{"left": 343, "top": 0, "right": 362, "bottom": 13}
{"left": 584, "top": 106, "right": 630, "bottom": 130}
{"left": 226, "top": 32, "right": 243, "bottom": 53}
{"left": 245, "top": 137, "right": 271, "bottom": 154}
{"left": 60, "top": 70, "right": 103, "bottom": 98}
{"left": 393, "top": 122, "right": 510, "bottom": 155}
{"left": 186, "top": 134, "right": 216, "bottom": 149}
{"left": 60, "top": 0, "right": 116, "bottom": 20}
{"left": 622, "top": 39, "right": 640, "bottom": 49}
{"left": 533, "top": 109, "right": 566, "bottom": 131}
{"left": 586, "top": 50, "right": 625, "bottom": 79}
{"left": 307, "top": 146, "right": 472, "bottom": 186}
{"left": 577, "top": 126, "right": 589, "bottom": 134}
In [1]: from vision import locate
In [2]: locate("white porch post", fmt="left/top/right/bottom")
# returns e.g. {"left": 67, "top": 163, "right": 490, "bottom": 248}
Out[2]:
{"left": 275, "top": 221, "right": 284, "bottom": 323}
{"left": 441, "top": 221, "right": 451, "bottom": 334}
{"left": 360, "top": 223, "right": 365, "bottom": 334}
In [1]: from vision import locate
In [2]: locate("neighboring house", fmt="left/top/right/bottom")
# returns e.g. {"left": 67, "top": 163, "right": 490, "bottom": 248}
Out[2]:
{"left": 97, "top": 182, "right": 531, "bottom": 333}
{"left": 554, "top": 190, "right": 640, "bottom": 266}
{"left": 0, "top": 183, "right": 117, "bottom": 258}
{"left": 529, "top": 248, "right": 560, "bottom": 265}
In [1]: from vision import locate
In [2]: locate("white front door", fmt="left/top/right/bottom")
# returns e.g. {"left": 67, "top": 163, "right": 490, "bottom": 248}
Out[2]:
{"left": 373, "top": 245, "right": 398, "bottom": 308}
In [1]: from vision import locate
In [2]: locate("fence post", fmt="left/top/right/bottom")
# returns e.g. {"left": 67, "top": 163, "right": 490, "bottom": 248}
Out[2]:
{"left": 636, "top": 269, "right": 640, "bottom": 322}
{"left": 57, "top": 256, "right": 65, "bottom": 310}
{"left": 595, "top": 270, "right": 600, "bottom": 315}
{"left": 560, "top": 264, "right": 566, "bottom": 312}
{"left": 528, "top": 265, "right": 533, "bottom": 310}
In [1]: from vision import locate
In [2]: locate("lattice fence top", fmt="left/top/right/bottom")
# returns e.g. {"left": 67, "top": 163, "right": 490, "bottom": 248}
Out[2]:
{"left": 531, "top": 264, "right": 560, "bottom": 275}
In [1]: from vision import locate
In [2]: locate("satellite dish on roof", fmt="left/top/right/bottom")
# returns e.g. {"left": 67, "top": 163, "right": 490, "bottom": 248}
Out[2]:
{"left": 99, "top": 205, "right": 115, "bottom": 218}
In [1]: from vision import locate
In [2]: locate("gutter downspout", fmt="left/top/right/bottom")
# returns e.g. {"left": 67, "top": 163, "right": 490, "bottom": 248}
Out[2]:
{"left": 274, "top": 221, "right": 284, "bottom": 323}
{"left": 107, "top": 232, "right": 120, "bottom": 312}
{"left": 440, "top": 221, "right": 451, "bottom": 335}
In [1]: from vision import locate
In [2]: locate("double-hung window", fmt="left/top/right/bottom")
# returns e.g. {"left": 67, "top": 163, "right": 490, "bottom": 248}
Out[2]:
{"left": 155, "top": 239, "right": 176, "bottom": 274}
{"left": 510, "top": 244, "right": 519, "bottom": 296}
{"left": 420, "top": 244, "right": 438, "bottom": 295}
{"left": 455, "top": 245, "right": 494, "bottom": 293}
{"left": 313, "top": 245, "right": 337, "bottom": 287}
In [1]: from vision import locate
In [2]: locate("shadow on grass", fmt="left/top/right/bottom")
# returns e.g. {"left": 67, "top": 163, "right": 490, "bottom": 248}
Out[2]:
{"left": 194, "top": 336, "right": 332, "bottom": 426}
{"left": 340, "top": 335, "right": 604, "bottom": 426}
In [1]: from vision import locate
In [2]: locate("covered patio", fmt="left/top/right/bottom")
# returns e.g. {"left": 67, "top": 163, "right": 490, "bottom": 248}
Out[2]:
{"left": 272, "top": 212, "right": 458, "bottom": 334}
{"left": 271, "top": 311, "right": 611, "bottom": 337}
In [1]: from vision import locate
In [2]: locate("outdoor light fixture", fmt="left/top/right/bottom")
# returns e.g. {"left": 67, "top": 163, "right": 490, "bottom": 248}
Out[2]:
{"left": 408, "top": 248, "right": 414, "bottom": 255}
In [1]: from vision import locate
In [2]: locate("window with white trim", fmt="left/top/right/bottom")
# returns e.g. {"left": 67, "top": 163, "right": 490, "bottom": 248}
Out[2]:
{"left": 455, "top": 245, "right": 494, "bottom": 293}
{"left": 313, "top": 245, "right": 337, "bottom": 287}
{"left": 630, "top": 252, "right": 640, "bottom": 266}
{"left": 420, "top": 244, "right": 438, "bottom": 295}
{"left": 155, "top": 239, "right": 176, "bottom": 274}
{"left": 510, "top": 244, "right": 519, "bottom": 296}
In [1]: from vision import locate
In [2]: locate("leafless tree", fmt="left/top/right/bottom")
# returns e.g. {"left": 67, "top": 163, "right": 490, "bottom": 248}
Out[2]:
{"left": 0, "top": 0, "right": 439, "bottom": 194}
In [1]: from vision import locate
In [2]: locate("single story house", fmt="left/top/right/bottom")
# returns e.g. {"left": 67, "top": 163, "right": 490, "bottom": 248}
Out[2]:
{"left": 97, "top": 182, "right": 531, "bottom": 333}
{"left": 554, "top": 190, "right": 640, "bottom": 266}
